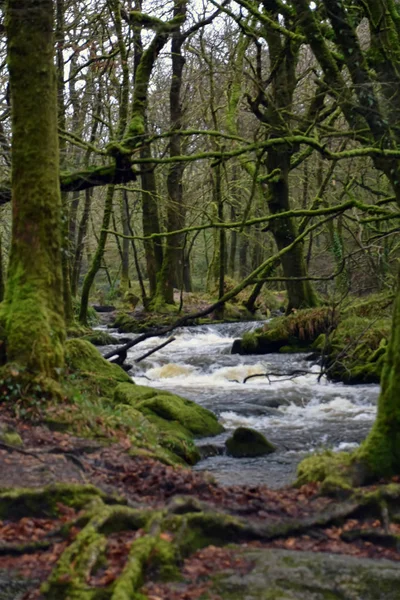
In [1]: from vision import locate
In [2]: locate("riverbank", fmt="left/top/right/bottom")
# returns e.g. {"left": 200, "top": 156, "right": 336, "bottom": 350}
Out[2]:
{"left": 1, "top": 398, "right": 400, "bottom": 600}
{"left": 0, "top": 323, "right": 398, "bottom": 598}
{"left": 231, "top": 293, "right": 394, "bottom": 384}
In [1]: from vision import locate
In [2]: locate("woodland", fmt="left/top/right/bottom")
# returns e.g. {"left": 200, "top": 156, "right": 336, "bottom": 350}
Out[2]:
{"left": 2, "top": 0, "right": 400, "bottom": 598}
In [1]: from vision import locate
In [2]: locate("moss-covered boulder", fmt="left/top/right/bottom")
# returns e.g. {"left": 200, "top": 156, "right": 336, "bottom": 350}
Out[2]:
{"left": 225, "top": 427, "right": 275, "bottom": 458}
{"left": 232, "top": 307, "right": 335, "bottom": 355}
{"left": 317, "top": 317, "right": 390, "bottom": 384}
{"left": 114, "top": 384, "right": 224, "bottom": 437}
{"left": 65, "top": 338, "right": 133, "bottom": 400}
{"left": 114, "top": 384, "right": 223, "bottom": 465}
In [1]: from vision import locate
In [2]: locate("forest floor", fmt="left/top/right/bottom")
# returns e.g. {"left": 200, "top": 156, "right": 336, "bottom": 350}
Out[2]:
{"left": 1, "top": 402, "right": 400, "bottom": 600}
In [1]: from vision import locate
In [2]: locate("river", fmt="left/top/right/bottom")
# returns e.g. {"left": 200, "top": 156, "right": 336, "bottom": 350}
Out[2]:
{"left": 103, "top": 321, "right": 379, "bottom": 489}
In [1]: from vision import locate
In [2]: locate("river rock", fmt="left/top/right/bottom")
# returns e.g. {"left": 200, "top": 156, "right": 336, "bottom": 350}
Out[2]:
{"left": 225, "top": 427, "right": 275, "bottom": 457}
{"left": 197, "top": 443, "right": 225, "bottom": 458}
{"left": 211, "top": 548, "right": 400, "bottom": 599}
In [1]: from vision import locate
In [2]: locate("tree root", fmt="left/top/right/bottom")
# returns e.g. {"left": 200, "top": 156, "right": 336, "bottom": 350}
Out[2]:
{"left": 3, "top": 482, "right": 400, "bottom": 599}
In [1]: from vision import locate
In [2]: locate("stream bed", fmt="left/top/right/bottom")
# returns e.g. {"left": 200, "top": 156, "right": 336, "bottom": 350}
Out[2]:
{"left": 102, "top": 321, "right": 379, "bottom": 488}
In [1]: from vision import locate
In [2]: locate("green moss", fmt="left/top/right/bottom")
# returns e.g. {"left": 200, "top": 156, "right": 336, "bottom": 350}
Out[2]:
{"left": 296, "top": 451, "right": 353, "bottom": 488}
{"left": 323, "top": 317, "right": 390, "bottom": 384}
{"left": 233, "top": 307, "right": 335, "bottom": 355}
{"left": 0, "top": 484, "right": 108, "bottom": 519}
{"left": 0, "top": 430, "right": 23, "bottom": 446}
{"left": 81, "top": 331, "right": 120, "bottom": 346}
{"left": 114, "top": 383, "right": 224, "bottom": 437}
{"left": 65, "top": 338, "right": 132, "bottom": 399}
{"left": 113, "top": 383, "right": 222, "bottom": 465}
{"left": 225, "top": 427, "right": 276, "bottom": 458}
{"left": 42, "top": 504, "right": 112, "bottom": 599}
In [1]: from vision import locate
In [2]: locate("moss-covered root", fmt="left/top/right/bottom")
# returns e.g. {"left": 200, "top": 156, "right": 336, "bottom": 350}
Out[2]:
{"left": 42, "top": 503, "right": 150, "bottom": 600}
{"left": 0, "top": 483, "right": 119, "bottom": 520}
{"left": 111, "top": 534, "right": 176, "bottom": 600}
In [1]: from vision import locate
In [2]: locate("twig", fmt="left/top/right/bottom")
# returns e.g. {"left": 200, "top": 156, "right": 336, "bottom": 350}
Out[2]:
{"left": 243, "top": 369, "right": 312, "bottom": 384}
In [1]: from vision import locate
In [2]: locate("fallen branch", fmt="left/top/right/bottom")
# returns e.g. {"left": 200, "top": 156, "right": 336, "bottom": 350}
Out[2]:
{"left": 243, "top": 370, "right": 312, "bottom": 384}
{"left": 135, "top": 336, "right": 176, "bottom": 363}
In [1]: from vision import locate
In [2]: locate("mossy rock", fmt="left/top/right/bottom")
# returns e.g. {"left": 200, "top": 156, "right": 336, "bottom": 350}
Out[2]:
{"left": 225, "top": 427, "right": 275, "bottom": 458}
{"left": 65, "top": 338, "right": 133, "bottom": 399}
{"left": 114, "top": 383, "right": 224, "bottom": 437}
{"left": 232, "top": 307, "right": 335, "bottom": 355}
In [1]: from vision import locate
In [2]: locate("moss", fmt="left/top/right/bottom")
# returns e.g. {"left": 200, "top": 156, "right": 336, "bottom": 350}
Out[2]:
{"left": 225, "top": 427, "right": 276, "bottom": 458}
{"left": 323, "top": 317, "right": 390, "bottom": 384}
{"left": 296, "top": 451, "right": 354, "bottom": 487}
{"left": 113, "top": 383, "right": 223, "bottom": 465}
{"left": 114, "top": 383, "right": 224, "bottom": 437}
{"left": 0, "top": 484, "right": 109, "bottom": 519}
{"left": 233, "top": 307, "right": 335, "bottom": 355}
{"left": 65, "top": 338, "right": 132, "bottom": 399}
{"left": 146, "top": 414, "right": 200, "bottom": 465}
{"left": 343, "top": 292, "right": 394, "bottom": 319}
{"left": 0, "top": 430, "right": 23, "bottom": 447}
{"left": 42, "top": 504, "right": 111, "bottom": 599}
{"left": 81, "top": 331, "right": 120, "bottom": 346}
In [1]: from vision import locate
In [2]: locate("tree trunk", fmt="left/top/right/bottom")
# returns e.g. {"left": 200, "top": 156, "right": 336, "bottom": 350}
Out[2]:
{"left": 359, "top": 274, "right": 400, "bottom": 476}
{"left": 141, "top": 147, "right": 163, "bottom": 299}
{"left": 266, "top": 149, "right": 318, "bottom": 313}
{"left": 120, "top": 190, "right": 130, "bottom": 290}
{"left": 79, "top": 186, "right": 115, "bottom": 324}
{"left": 1, "top": 0, "right": 65, "bottom": 375}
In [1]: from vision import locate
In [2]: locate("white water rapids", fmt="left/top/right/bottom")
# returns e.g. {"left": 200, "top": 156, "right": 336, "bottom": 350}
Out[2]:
{"left": 102, "top": 321, "right": 379, "bottom": 488}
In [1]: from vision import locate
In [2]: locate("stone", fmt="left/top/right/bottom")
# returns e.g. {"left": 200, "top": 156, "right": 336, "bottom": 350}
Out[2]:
{"left": 225, "top": 427, "right": 275, "bottom": 458}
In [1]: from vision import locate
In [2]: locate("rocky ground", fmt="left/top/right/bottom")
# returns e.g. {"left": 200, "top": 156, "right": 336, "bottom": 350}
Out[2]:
{"left": 1, "top": 401, "right": 400, "bottom": 600}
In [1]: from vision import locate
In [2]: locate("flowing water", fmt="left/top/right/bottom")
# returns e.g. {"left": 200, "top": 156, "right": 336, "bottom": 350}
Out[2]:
{"left": 102, "top": 321, "right": 379, "bottom": 489}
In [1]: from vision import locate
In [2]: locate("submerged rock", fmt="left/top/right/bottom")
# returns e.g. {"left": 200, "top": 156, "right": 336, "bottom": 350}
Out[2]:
{"left": 225, "top": 427, "right": 275, "bottom": 457}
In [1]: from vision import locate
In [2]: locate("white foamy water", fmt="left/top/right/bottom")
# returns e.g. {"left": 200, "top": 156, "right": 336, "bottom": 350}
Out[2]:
{"left": 100, "top": 321, "right": 380, "bottom": 487}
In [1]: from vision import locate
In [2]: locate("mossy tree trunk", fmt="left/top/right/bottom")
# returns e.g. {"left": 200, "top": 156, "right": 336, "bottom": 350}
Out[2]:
{"left": 266, "top": 149, "right": 318, "bottom": 313}
{"left": 79, "top": 186, "right": 115, "bottom": 325}
{"left": 261, "top": 9, "right": 318, "bottom": 313}
{"left": 1, "top": 0, "right": 65, "bottom": 375}
{"left": 358, "top": 273, "right": 400, "bottom": 477}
